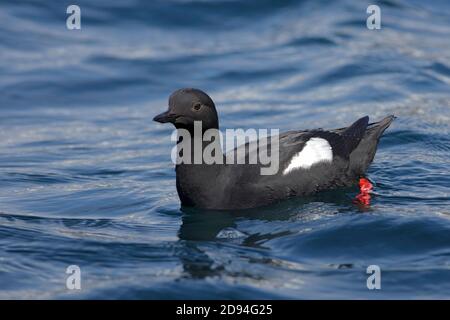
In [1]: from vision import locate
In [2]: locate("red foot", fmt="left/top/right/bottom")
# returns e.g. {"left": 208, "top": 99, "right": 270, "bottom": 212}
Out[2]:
{"left": 353, "top": 178, "right": 373, "bottom": 206}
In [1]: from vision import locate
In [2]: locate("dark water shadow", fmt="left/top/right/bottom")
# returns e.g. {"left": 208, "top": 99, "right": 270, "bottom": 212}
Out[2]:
{"left": 175, "top": 187, "right": 365, "bottom": 279}
{"left": 178, "top": 186, "right": 362, "bottom": 241}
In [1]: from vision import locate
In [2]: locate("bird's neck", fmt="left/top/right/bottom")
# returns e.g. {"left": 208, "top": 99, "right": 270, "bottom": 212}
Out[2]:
{"left": 174, "top": 132, "right": 225, "bottom": 207}
{"left": 174, "top": 128, "right": 224, "bottom": 166}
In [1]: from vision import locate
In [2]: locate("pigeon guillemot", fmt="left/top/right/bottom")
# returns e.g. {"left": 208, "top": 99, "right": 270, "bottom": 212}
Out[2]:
{"left": 154, "top": 88, "right": 395, "bottom": 210}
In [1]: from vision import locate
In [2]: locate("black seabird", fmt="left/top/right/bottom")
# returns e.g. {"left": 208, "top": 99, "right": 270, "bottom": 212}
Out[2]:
{"left": 154, "top": 88, "right": 395, "bottom": 210}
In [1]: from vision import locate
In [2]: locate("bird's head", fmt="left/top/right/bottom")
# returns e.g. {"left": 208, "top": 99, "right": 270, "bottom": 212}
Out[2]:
{"left": 153, "top": 88, "right": 219, "bottom": 131}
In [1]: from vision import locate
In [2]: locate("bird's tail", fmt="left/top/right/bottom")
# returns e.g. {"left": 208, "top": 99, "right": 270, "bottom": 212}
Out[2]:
{"left": 349, "top": 115, "right": 396, "bottom": 175}
{"left": 366, "top": 115, "right": 396, "bottom": 138}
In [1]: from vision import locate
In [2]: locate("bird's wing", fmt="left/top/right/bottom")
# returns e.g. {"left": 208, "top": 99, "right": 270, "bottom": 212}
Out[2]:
{"left": 223, "top": 116, "right": 369, "bottom": 177}
{"left": 278, "top": 116, "right": 369, "bottom": 161}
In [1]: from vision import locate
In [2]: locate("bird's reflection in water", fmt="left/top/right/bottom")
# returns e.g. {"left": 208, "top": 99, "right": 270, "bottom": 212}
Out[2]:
{"left": 176, "top": 187, "right": 365, "bottom": 279}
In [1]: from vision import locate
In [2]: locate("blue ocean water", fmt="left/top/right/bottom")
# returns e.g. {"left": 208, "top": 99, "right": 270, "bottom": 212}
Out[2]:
{"left": 0, "top": 0, "right": 450, "bottom": 299}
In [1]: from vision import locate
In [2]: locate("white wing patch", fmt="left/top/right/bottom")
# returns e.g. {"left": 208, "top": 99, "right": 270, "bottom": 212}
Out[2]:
{"left": 283, "top": 137, "right": 333, "bottom": 175}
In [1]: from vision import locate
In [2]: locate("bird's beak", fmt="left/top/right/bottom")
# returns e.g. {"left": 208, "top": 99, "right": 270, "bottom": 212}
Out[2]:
{"left": 153, "top": 110, "right": 177, "bottom": 124}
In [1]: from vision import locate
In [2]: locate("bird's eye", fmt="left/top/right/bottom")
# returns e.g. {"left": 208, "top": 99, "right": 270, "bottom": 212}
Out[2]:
{"left": 192, "top": 103, "right": 202, "bottom": 111}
